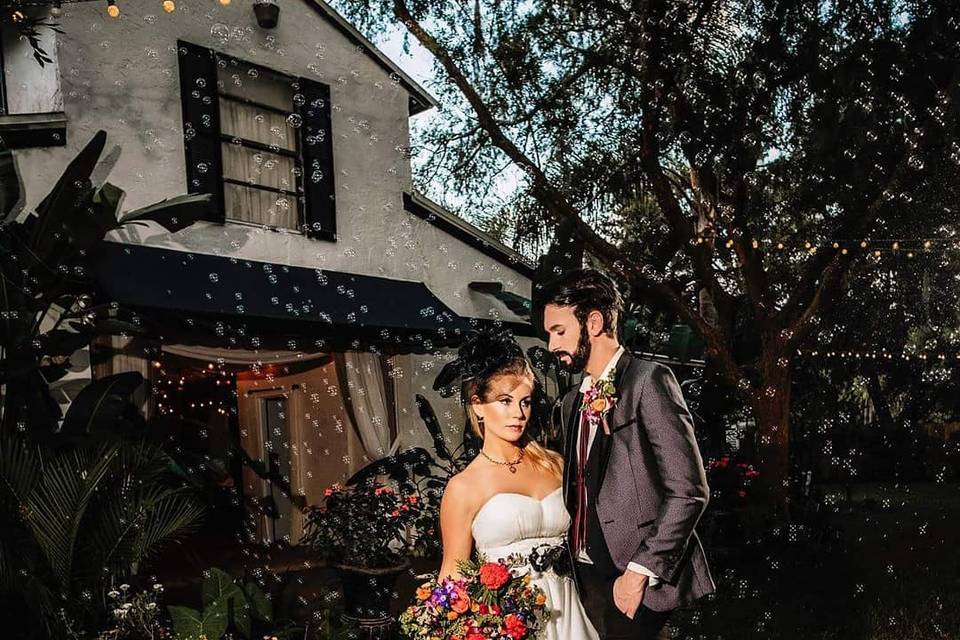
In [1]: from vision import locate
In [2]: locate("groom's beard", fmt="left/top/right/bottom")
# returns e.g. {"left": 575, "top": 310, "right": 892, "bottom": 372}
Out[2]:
{"left": 555, "top": 322, "right": 592, "bottom": 374}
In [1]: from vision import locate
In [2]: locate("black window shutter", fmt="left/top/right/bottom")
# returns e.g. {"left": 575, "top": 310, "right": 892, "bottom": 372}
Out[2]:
{"left": 296, "top": 77, "right": 336, "bottom": 241}
{"left": 177, "top": 40, "right": 225, "bottom": 223}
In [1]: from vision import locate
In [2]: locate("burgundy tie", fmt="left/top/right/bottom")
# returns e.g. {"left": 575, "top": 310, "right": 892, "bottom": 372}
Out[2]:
{"left": 571, "top": 408, "right": 592, "bottom": 556}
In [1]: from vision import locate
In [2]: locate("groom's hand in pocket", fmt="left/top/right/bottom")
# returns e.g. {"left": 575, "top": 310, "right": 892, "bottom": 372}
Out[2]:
{"left": 613, "top": 570, "right": 648, "bottom": 619}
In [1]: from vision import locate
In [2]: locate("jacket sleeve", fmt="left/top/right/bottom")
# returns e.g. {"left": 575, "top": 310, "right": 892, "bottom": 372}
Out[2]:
{"left": 629, "top": 363, "right": 710, "bottom": 583}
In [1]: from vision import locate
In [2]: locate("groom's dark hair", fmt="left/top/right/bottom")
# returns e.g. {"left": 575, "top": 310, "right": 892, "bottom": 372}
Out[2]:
{"left": 540, "top": 268, "right": 623, "bottom": 338}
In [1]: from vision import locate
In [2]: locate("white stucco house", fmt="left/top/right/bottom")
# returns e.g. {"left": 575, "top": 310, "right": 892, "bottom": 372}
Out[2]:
{"left": 1, "top": 0, "right": 543, "bottom": 544}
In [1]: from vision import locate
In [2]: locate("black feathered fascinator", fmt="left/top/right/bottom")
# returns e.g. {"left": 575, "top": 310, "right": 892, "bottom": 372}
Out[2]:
{"left": 433, "top": 326, "right": 525, "bottom": 398}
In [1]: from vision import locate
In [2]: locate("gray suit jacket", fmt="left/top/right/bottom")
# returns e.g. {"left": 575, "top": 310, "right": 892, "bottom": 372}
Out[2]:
{"left": 561, "top": 350, "right": 716, "bottom": 611}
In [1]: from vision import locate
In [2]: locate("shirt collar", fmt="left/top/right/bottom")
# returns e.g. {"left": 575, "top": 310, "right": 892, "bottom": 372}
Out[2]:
{"left": 579, "top": 345, "right": 626, "bottom": 393}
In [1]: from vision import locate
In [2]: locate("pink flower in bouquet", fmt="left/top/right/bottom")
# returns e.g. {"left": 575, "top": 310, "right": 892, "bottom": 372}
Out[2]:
{"left": 478, "top": 562, "right": 511, "bottom": 589}
{"left": 503, "top": 613, "right": 528, "bottom": 639}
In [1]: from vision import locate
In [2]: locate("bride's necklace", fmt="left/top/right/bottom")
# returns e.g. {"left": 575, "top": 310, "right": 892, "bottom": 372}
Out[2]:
{"left": 480, "top": 446, "right": 525, "bottom": 473}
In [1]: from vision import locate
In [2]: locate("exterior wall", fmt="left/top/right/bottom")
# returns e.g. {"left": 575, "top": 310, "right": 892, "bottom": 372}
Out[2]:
{"left": 8, "top": 0, "right": 541, "bottom": 465}
{"left": 8, "top": 0, "right": 532, "bottom": 320}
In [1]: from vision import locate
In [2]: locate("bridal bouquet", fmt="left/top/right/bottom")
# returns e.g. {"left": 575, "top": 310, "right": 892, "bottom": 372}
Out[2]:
{"left": 399, "top": 555, "right": 550, "bottom": 640}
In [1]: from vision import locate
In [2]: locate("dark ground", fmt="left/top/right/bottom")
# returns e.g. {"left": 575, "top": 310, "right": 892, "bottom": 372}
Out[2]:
{"left": 153, "top": 482, "right": 960, "bottom": 639}
{"left": 668, "top": 483, "right": 960, "bottom": 640}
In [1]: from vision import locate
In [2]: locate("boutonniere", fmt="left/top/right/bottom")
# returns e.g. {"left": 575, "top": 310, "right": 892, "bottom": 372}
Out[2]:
{"left": 581, "top": 375, "right": 618, "bottom": 435}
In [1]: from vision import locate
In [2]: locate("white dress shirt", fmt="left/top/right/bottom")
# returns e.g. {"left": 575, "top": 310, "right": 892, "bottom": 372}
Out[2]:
{"left": 575, "top": 345, "right": 660, "bottom": 585}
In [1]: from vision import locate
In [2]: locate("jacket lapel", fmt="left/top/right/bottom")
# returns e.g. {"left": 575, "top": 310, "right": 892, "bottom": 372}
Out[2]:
{"left": 561, "top": 386, "right": 582, "bottom": 512}
{"left": 597, "top": 350, "right": 634, "bottom": 484}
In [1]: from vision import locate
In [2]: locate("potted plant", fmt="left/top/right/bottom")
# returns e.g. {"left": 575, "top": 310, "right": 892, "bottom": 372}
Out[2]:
{"left": 301, "top": 481, "right": 424, "bottom": 631}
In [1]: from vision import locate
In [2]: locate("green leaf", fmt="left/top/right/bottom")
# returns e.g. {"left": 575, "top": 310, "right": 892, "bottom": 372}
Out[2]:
{"left": 168, "top": 603, "right": 228, "bottom": 640}
{"left": 30, "top": 130, "right": 106, "bottom": 256}
{"left": 202, "top": 567, "right": 243, "bottom": 609}
{"left": 119, "top": 192, "right": 212, "bottom": 233}
{"left": 169, "top": 605, "right": 203, "bottom": 639}
{"left": 25, "top": 444, "right": 119, "bottom": 590}
{"left": 58, "top": 372, "right": 143, "bottom": 437}
{"left": 232, "top": 601, "right": 251, "bottom": 639}
{"left": 415, "top": 395, "right": 451, "bottom": 462}
{"left": 243, "top": 580, "right": 273, "bottom": 622}
{"left": 201, "top": 598, "right": 230, "bottom": 640}
{"left": 93, "top": 181, "right": 125, "bottom": 218}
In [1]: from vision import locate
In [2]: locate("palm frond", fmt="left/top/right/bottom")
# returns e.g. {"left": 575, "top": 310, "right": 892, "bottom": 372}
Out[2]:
{"left": 25, "top": 444, "right": 119, "bottom": 590}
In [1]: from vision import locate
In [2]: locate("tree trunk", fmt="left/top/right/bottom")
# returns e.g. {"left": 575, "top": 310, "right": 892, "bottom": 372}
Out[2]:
{"left": 750, "top": 355, "right": 792, "bottom": 516}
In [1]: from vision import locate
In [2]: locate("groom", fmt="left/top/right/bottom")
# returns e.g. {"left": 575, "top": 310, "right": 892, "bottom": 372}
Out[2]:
{"left": 542, "top": 269, "right": 715, "bottom": 639}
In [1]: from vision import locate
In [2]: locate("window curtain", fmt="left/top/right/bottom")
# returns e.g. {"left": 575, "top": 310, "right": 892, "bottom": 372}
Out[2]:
{"left": 334, "top": 351, "right": 400, "bottom": 462}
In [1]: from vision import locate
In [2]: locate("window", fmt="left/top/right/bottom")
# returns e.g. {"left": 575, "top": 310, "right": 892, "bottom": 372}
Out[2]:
{"left": 177, "top": 41, "right": 336, "bottom": 240}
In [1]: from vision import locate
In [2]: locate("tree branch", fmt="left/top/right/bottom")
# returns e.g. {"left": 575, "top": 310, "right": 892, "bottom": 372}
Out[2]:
{"left": 392, "top": 0, "right": 747, "bottom": 390}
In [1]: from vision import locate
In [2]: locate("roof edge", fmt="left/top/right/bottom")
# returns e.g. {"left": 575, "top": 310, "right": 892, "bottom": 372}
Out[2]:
{"left": 403, "top": 192, "right": 537, "bottom": 280}
{"left": 304, "top": 0, "right": 439, "bottom": 116}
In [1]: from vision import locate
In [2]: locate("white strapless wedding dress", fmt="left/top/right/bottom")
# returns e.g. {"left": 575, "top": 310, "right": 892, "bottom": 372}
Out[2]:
{"left": 471, "top": 487, "right": 600, "bottom": 640}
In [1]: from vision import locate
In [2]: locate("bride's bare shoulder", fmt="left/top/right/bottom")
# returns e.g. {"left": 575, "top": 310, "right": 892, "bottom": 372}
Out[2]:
{"left": 442, "top": 464, "right": 490, "bottom": 509}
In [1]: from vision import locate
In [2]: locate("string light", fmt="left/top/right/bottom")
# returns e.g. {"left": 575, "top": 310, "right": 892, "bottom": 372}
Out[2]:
{"left": 5, "top": 0, "right": 223, "bottom": 15}
{"left": 798, "top": 348, "right": 960, "bottom": 365}
{"left": 691, "top": 234, "right": 960, "bottom": 258}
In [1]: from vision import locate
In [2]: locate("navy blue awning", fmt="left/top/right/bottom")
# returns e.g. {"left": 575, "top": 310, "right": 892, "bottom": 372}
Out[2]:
{"left": 94, "top": 242, "right": 469, "bottom": 350}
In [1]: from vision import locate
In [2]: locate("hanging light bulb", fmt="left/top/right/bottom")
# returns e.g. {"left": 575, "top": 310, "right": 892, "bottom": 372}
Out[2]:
{"left": 219, "top": 0, "right": 231, "bottom": 4}
{"left": 106, "top": 0, "right": 120, "bottom": 18}
{"left": 162, "top": 0, "right": 176, "bottom": 12}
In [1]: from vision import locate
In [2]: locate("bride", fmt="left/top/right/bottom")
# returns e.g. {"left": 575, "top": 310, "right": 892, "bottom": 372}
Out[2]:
{"left": 436, "top": 328, "right": 599, "bottom": 640}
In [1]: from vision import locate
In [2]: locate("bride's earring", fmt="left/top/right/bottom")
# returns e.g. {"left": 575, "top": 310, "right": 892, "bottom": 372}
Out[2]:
{"left": 477, "top": 416, "right": 485, "bottom": 431}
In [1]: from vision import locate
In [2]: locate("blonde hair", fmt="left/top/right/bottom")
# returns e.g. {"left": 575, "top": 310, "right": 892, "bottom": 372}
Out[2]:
{"left": 463, "top": 357, "right": 564, "bottom": 480}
